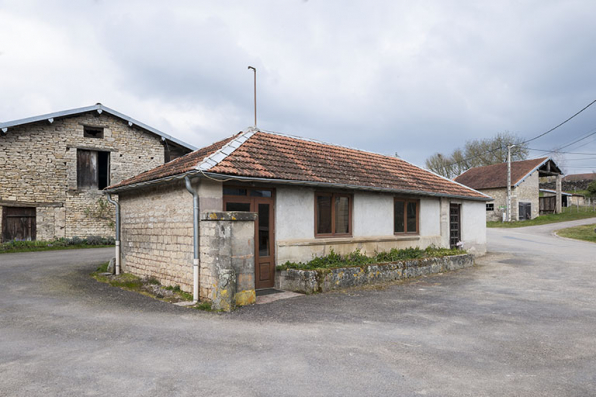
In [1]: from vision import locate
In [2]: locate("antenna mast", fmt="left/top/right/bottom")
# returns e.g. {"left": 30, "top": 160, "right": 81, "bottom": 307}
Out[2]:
{"left": 248, "top": 66, "right": 257, "bottom": 127}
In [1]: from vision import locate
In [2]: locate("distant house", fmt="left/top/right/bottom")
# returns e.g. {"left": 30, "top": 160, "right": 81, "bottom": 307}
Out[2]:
{"left": 0, "top": 104, "right": 195, "bottom": 242}
{"left": 105, "top": 128, "right": 490, "bottom": 307}
{"left": 454, "top": 157, "right": 563, "bottom": 221}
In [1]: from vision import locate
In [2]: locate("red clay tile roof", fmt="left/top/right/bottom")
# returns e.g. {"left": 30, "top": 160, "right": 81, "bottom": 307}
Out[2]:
{"left": 563, "top": 173, "right": 596, "bottom": 182}
{"left": 108, "top": 134, "right": 237, "bottom": 189}
{"left": 108, "top": 130, "right": 488, "bottom": 200}
{"left": 454, "top": 157, "right": 550, "bottom": 190}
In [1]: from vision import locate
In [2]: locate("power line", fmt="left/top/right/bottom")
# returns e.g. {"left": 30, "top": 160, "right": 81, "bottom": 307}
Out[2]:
{"left": 523, "top": 99, "right": 596, "bottom": 144}
{"left": 432, "top": 99, "right": 596, "bottom": 171}
{"left": 528, "top": 148, "right": 596, "bottom": 155}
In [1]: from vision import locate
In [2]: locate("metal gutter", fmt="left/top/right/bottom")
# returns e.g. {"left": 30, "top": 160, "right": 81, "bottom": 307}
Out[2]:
{"left": 201, "top": 172, "right": 494, "bottom": 202}
{"left": 105, "top": 193, "right": 121, "bottom": 275}
{"left": 184, "top": 176, "right": 201, "bottom": 303}
{"left": 105, "top": 169, "right": 491, "bottom": 201}
{"left": 0, "top": 103, "right": 197, "bottom": 151}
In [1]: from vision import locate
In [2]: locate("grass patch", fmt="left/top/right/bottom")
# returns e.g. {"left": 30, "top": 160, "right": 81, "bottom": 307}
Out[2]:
{"left": 92, "top": 268, "right": 212, "bottom": 308}
{"left": 194, "top": 302, "right": 214, "bottom": 311}
{"left": 487, "top": 206, "right": 596, "bottom": 228}
{"left": 556, "top": 224, "right": 596, "bottom": 244}
{"left": 277, "top": 246, "right": 463, "bottom": 271}
{"left": 0, "top": 236, "right": 115, "bottom": 254}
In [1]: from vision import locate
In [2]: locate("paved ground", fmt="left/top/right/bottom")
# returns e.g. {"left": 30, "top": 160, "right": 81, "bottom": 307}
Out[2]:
{"left": 1, "top": 219, "right": 595, "bottom": 397}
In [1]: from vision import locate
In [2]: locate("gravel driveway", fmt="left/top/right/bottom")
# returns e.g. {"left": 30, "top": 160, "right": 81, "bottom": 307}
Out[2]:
{"left": 1, "top": 220, "right": 595, "bottom": 396}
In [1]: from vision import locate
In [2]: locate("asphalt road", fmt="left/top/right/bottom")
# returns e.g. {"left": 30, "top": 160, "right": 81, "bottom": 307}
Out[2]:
{"left": 1, "top": 219, "right": 595, "bottom": 397}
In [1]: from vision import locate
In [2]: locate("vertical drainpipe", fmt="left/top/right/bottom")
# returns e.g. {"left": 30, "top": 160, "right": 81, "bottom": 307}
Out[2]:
{"left": 105, "top": 193, "right": 121, "bottom": 275}
{"left": 184, "top": 175, "right": 200, "bottom": 303}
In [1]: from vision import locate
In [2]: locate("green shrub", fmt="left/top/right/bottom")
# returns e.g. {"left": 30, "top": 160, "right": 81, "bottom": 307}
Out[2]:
{"left": 277, "top": 246, "right": 463, "bottom": 271}
{"left": 86, "top": 235, "right": 103, "bottom": 245}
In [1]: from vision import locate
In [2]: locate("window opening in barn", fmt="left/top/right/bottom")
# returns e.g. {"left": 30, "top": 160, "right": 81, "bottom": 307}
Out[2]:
{"left": 77, "top": 149, "right": 110, "bottom": 190}
{"left": 84, "top": 126, "right": 104, "bottom": 139}
{"left": 486, "top": 203, "right": 494, "bottom": 211}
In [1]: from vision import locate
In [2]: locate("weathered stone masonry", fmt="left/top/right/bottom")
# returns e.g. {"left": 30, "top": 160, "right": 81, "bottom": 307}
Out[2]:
{"left": 0, "top": 112, "right": 167, "bottom": 241}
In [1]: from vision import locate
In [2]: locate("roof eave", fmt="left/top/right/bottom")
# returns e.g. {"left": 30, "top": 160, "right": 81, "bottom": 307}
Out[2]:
{"left": 200, "top": 172, "right": 493, "bottom": 201}
{"left": 0, "top": 104, "right": 197, "bottom": 151}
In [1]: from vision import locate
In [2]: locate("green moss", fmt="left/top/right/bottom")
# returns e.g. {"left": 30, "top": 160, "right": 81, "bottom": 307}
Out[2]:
{"left": 194, "top": 302, "right": 214, "bottom": 311}
{"left": 96, "top": 262, "right": 110, "bottom": 272}
{"left": 276, "top": 246, "right": 462, "bottom": 271}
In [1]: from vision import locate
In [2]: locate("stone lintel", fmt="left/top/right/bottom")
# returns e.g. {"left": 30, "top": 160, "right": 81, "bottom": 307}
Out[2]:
{"left": 200, "top": 211, "right": 257, "bottom": 222}
{"left": 0, "top": 200, "right": 64, "bottom": 208}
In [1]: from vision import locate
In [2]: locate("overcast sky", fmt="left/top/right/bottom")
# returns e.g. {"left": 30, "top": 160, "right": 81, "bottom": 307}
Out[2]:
{"left": 1, "top": 0, "right": 595, "bottom": 174}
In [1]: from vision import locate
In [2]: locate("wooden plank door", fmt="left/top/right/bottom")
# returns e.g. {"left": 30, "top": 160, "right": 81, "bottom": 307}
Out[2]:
{"left": 2, "top": 207, "right": 36, "bottom": 242}
{"left": 449, "top": 204, "right": 461, "bottom": 249}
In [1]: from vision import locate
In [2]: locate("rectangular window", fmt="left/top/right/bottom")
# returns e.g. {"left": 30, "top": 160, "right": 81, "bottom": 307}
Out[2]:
{"left": 83, "top": 126, "right": 104, "bottom": 139}
{"left": 394, "top": 199, "right": 419, "bottom": 234}
{"left": 315, "top": 193, "right": 352, "bottom": 236}
{"left": 77, "top": 149, "right": 110, "bottom": 190}
{"left": 486, "top": 203, "right": 495, "bottom": 211}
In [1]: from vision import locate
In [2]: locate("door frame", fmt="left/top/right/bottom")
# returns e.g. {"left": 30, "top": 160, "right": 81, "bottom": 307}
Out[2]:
{"left": 222, "top": 186, "right": 276, "bottom": 290}
{"left": 449, "top": 203, "right": 461, "bottom": 249}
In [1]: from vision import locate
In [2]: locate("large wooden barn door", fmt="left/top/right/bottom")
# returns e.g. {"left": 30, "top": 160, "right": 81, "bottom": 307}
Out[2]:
{"left": 449, "top": 204, "right": 461, "bottom": 249}
{"left": 2, "top": 207, "right": 36, "bottom": 242}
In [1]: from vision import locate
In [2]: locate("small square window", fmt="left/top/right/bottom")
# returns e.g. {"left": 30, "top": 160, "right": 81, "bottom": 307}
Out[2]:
{"left": 84, "top": 126, "right": 104, "bottom": 139}
{"left": 486, "top": 203, "right": 495, "bottom": 211}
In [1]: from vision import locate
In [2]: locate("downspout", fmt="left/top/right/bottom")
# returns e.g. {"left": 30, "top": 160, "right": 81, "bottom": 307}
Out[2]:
{"left": 184, "top": 175, "right": 200, "bottom": 303}
{"left": 105, "top": 193, "right": 121, "bottom": 275}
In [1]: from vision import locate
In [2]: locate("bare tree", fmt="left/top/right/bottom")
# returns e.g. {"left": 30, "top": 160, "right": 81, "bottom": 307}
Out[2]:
{"left": 425, "top": 132, "right": 529, "bottom": 178}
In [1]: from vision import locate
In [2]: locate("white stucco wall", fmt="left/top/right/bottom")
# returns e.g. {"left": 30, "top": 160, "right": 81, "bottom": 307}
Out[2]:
{"left": 419, "top": 198, "right": 441, "bottom": 237}
{"left": 275, "top": 186, "right": 315, "bottom": 241}
{"left": 274, "top": 186, "right": 452, "bottom": 264}
{"left": 352, "top": 193, "right": 393, "bottom": 237}
{"left": 461, "top": 200, "right": 487, "bottom": 255}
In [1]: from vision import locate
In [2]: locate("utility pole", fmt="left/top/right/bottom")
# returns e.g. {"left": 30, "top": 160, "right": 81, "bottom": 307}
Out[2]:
{"left": 248, "top": 66, "right": 257, "bottom": 127}
{"left": 507, "top": 144, "right": 516, "bottom": 222}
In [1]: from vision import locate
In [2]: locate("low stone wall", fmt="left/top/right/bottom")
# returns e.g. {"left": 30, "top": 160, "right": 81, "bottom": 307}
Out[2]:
{"left": 276, "top": 254, "right": 474, "bottom": 294}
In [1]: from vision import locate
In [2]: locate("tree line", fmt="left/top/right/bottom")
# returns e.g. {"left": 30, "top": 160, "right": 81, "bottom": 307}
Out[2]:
{"left": 424, "top": 132, "right": 529, "bottom": 179}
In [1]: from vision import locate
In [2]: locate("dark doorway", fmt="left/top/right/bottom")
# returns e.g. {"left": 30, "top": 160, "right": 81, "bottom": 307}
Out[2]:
{"left": 449, "top": 204, "right": 461, "bottom": 249}
{"left": 223, "top": 187, "right": 275, "bottom": 290}
{"left": 519, "top": 203, "right": 532, "bottom": 220}
{"left": 2, "top": 207, "right": 36, "bottom": 242}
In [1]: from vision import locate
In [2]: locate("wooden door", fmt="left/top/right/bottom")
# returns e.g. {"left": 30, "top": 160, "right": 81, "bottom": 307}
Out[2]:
{"left": 519, "top": 203, "right": 531, "bottom": 220}
{"left": 2, "top": 207, "right": 36, "bottom": 242}
{"left": 223, "top": 188, "right": 275, "bottom": 290}
{"left": 449, "top": 204, "right": 461, "bottom": 249}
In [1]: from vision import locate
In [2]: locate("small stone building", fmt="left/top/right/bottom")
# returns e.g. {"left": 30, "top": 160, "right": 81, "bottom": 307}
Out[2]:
{"left": 105, "top": 128, "right": 490, "bottom": 309}
{"left": 454, "top": 157, "right": 563, "bottom": 222}
{"left": 0, "top": 104, "right": 194, "bottom": 242}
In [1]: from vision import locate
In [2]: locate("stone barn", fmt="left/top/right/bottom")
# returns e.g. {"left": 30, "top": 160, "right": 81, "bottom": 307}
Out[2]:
{"left": 0, "top": 104, "right": 195, "bottom": 242}
{"left": 455, "top": 158, "right": 563, "bottom": 222}
{"left": 105, "top": 128, "right": 490, "bottom": 310}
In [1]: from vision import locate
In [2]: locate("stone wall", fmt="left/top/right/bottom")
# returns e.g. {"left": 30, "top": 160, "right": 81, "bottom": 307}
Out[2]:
{"left": 0, "top": 111, "right": 168, "bottom": 241}
{"left": 119, "top": 180, "right": 194, "bottom": 291}
{"left": 515, "top": 171, "right": 540, "bottom": 220}
{"left": 277, "top": 254, "right": 474, "bottom": 294}
{"left": 200, "top": 211, "right": 257, "bottom": 311}
{"left": 480, "top": 171, "right": 540, "bottom": 222}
